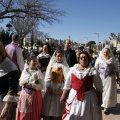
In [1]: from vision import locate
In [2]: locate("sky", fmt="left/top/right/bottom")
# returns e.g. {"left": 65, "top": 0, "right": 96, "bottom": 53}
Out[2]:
{"left": 40, "top": 0, "right": 120, "bottom": 44}
{"left": 1, "top": 0, "right": 120, "bottom": 44}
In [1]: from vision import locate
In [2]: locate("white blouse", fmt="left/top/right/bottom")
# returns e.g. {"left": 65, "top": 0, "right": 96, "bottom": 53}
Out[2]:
{"left": 19, "top": 68, "right": 45, "bottom": 91}
{"left": 63, "top": 64, "right": 102, "bottom": 92}
{"left": 95, "top": 56, "right": 119, "bottom": 72}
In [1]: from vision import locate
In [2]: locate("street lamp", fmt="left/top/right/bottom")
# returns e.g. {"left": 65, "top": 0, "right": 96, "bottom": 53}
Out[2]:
{"left": 84, "top": 37, "right": 88, "bottom": 47}
{"left": 6, "top": 23, "right": 12, "bottom": 32}
{"left": 68, "top": 35, "right": 71, "bottom": 40}
{"left": 80, "top": 39, "right": 82, "bottom": 44}
{"left": 84, "top": 37, "right": 88, "bottom": 43}
{"left": 94, "top": 33, "right": 99, "bottom": 44}
{"left": 6, "top": 23, "right": 13, "bottom": 44}
{"left": 94, "top": 33, "right": 100, "bottom": 51}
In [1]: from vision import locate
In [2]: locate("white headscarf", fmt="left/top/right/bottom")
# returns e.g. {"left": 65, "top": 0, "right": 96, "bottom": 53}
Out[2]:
{"left": 45, "top": 50, "right": 69, "bottom": 82}
{"left": 99, "top": 45, "right": 117, "bottom": 63}
{"left": 99, "top": 45, "right": 113, "bottom": 57}
{"left": 104, "top": 45, "right": 114, "bottom": 57}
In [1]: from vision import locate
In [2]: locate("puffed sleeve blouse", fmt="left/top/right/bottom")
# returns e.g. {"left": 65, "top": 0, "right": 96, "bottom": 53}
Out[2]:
{"left": 0, "top": 57, "right": 19, "bottom": 102}
{"left": 63, "top": 64, "right": 102, "bottom": 92}
{"left": 19, "top": 68, "right": 46, "bottom": 91}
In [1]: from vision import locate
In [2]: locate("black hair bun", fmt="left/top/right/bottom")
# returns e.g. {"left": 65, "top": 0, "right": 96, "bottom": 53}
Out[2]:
{"left": 30, "top": 50, "right": 39, "bottom": 56}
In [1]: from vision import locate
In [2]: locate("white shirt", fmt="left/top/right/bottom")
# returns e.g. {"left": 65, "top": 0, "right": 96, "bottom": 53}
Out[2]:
{"left": 16, "top": 47, "right": 24, "bottom": 72}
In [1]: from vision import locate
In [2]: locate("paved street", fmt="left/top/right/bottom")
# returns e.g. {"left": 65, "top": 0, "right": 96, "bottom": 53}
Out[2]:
{"left": 102, "top": 84, "right": 120, "bottom": 120}
{"left": 1, "top": 85, "right": 120, "bottom": 120}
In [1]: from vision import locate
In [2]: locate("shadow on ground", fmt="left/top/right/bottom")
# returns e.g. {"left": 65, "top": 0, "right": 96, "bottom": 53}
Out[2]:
{"left": 108, "top": 103, "right": 120, "bottom": 115}
{"left": 106, "top": 89, "right": 120, "bottom": 115}
{"left": 117, "top": 89, "right": 120, "bottom": 94}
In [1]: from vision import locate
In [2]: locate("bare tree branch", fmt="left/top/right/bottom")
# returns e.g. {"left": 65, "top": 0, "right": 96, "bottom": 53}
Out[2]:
{"left": 6, "top": 0, "right": 12, "bottom": 10}
{"left": 0, "top": 0, "right": 66, "bottom": 25}
{"left": 12, "top": 14, "right": 39, "bottom": 45}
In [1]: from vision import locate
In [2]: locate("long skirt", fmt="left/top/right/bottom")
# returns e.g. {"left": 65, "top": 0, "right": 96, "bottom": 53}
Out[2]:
{"left": 63, "top": 89, "right": 102, "bottom": 120}
{"left": 16, "top": 90, "right": 42, "bottom": 120}
{"left": 100, "top": 75, "right": 117, "bottom": 108}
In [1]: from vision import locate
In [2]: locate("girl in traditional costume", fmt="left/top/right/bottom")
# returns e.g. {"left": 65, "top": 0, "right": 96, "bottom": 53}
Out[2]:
{"left": 42, "top": 49, "right": 69, "bottom": 120}
{"left": 16, "top": 52, "right": 45, "bottom": 120}
{"left": 95, "top": 45, "right": 120, "bottom": 114}
{"left": 0, "top": 43, "right": 19, "bottom": 120}
{"left": 60, "top": 51, "right": 103, "bottom": 120}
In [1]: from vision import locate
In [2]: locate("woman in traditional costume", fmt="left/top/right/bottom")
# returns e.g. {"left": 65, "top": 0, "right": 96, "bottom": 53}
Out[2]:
{"left": 95, "top": 45, "right": 120, "bottom": 114}
{"left": 60, "top": 51, "right": 103, "bottom": 120}
{"left": 16, "top": 52, "right": 45, "bottom": 120}
{"left": 42, "top": 49, "right": 69, "bottom": 120}
{"left": 37, "top": 43, "right": 51, "bottom": 78}
{"left": 0, "top": 43, "right": 19, "bottom": 120}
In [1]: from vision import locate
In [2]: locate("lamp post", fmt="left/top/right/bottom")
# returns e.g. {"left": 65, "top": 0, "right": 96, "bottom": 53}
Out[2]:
{"left": 84, "top": 37, "right": 88, "bottom": 43}
{"left": 68, "top": 35, "right": 71, "bottom": 40}
{"left": 6, "top": 23, "right": 12, "bottom": 33}
{"left": 80, "top": 39, "right": 82, "bottom": 45}
{"left": 84, "top": 37, "right": 88, "bottom": 47}
{"left": 6, "top": 23, "right": 13, "bottom": 44}
{"left": 99, "top": 42, "right": 101, "bottom": 51}
{"left": 94, "top": 33, "right": 99, "bottom": 50}
{"left": 94, "top": 33, "right": 99, "bottom": 43}
{"left": 31, "top": 29, "right": 34, "bottom": 47}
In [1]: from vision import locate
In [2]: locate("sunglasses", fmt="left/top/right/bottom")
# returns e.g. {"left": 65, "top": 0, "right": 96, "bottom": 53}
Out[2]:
{"left": 80, "top": 56, "right": 88, "bottom": 60}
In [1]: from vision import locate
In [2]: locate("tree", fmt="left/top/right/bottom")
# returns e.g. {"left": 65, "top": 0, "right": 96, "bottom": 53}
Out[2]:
{"left": 86, "top": 41, "right": 96, "bottom": 49}
{"left": 0, "top": 0, "right": 65, "bottom": 46}
{"left": 109, "top": 33, "right": 120, "bottom": 47}
{"left": 35, "top": 31, "right": 50, "bottom": 40}
{"left": 0, "top": 0, "right": 66, "bottom": 25}
{"left": 30, "top": 29, "right": 34, "bottom": 47}
{"left": 12, "top": 15, "right": 38, "bottom": 46}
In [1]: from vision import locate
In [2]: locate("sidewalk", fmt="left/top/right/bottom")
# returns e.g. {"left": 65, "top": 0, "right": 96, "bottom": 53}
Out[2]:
{"left": 102, "top": 84, "right": 120, "bottom": 120}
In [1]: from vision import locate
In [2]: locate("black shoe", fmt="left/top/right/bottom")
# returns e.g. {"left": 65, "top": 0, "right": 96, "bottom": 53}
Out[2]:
{"left": 104, "top": 108, "right": 109, "bottom": 115}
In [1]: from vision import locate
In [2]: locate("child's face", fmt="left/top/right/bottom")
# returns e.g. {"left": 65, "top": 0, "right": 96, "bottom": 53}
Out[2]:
{"left": 55, "top": 53, "right": 64, "bottom": 63}
{"left": 28, "top": 57, "right": 38, "bottom": 69}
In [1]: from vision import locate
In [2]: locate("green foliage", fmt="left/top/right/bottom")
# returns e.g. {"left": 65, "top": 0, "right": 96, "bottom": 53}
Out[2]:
{"left": 36, "top": 39, "right": 42, "bottom": 46}
{"left": 25, "top": 41, "right": 29, "bottom": 47}
{"left": 110, "top": 33, "right": 120, "bottom": 41}
{"left": 86, "top": 41, "right": 96, "bottom": 49}
{"left": 87, "top": 41, "right": 96, "bottom": 45}
{"left": 91, "top": 44, "right": 97, "bottom": 49}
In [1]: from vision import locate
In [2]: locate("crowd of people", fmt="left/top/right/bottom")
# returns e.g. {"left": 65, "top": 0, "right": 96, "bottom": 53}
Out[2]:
{"left": 0, "top": 33, "right": 120, "bottom": 120}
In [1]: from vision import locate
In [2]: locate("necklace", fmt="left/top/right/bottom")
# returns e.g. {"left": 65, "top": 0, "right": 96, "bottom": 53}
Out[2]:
{"left": 81, "top": 67, "right": 85, "bottom": 70}
{"left": 78, "top": 65, "right": 85, "bottom": 71}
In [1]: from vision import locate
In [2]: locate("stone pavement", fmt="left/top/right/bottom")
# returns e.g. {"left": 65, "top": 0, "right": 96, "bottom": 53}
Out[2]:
{"left": 102, "top": 84, "right": 120, "bottom": 120}
{"left": 1, "top": 86, "right": 120, "bottom": 120}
